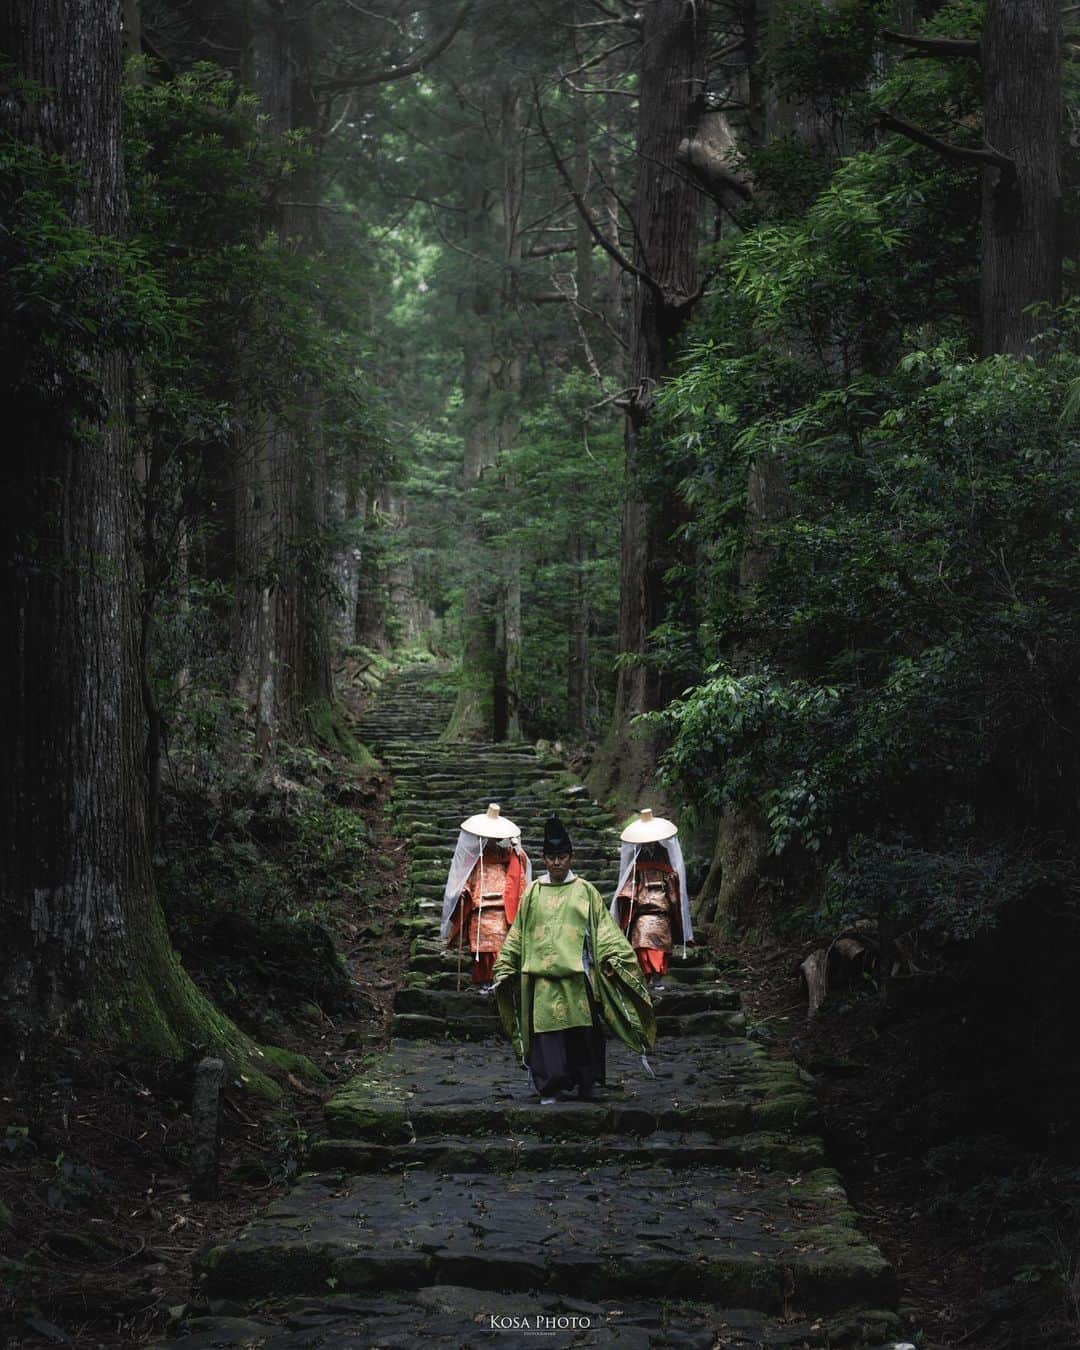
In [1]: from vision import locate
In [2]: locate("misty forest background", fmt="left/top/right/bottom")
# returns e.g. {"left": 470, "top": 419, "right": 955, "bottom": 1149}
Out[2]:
{"left": 3, "top": 0, "right": 1080, "bottom": 1341}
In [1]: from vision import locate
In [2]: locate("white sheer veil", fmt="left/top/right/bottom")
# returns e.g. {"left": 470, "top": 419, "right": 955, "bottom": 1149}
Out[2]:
{"left": 610, "top": 836, "right": 693, "bottom": 952}
{"left": 440, "top": 830, "right": 482, "bottom": 941}
{"left": 439, "top": 831, "right": 532, "bottom": 942}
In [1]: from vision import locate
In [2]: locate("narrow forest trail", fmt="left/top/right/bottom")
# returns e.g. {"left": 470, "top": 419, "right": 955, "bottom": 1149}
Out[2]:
{"left": 155, "top": 667, "right": 903, "bottom": 1349}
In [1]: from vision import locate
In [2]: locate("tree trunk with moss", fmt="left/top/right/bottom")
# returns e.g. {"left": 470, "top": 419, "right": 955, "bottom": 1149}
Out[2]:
{"left": 587, "top": 0, "right": 706, "bottom": 806}
{"left": 444, "top": 76, "right": 525, "bottom": 742}
{"left": 0, "top": 0, "right": 300, "bottom": 1091}
{"left": 230, "top": 2, "right": 337, "bottom": 752}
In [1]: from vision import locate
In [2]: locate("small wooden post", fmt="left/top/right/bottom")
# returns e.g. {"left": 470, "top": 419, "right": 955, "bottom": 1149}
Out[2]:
{"left": 190, "top": 1056, "right": 225, "bottom": 1200}
{"left": 801, "top": 948, "right": 829, "bottom": 1018}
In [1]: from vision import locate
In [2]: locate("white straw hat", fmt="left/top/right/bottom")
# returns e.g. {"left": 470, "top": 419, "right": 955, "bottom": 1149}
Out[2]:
{"left": 461, "top": 803, "right": 520, "bottom": 840}
{"left": 620, "top": 807, "right": 677, "bottom": 844}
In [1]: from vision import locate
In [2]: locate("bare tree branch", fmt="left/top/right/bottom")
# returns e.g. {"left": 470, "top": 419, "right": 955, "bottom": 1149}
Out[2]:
{"left": 525, "top": 241, "right": 579, "bottom": 257}
{"left": 878, "top": 111, "right": 1016, "bottom": 179}
{"left": 327, "top": 93, "right": 354, "bottom": 138}
{"left": 317, "top": 2, "right": 471, "bottom": 95}
{"left": 711, "top": 38, "right": 746, "bottom": 63}
{"left": 880, "top": 29, "right": 981, "bottom": 61}
{"left": 593, "top": 157, "right": 649, "bottom": 265}
{"left": 558, "top": 37, "right": 638, "bottom": 81}
{"left": 520, "top": 268, "right": 629, "bottom": 353}
{"left": 562, "top": 80, "right": 638, "bottom": 97}
{"left": 531, "top": 80, "right": 665, "bottom": 301}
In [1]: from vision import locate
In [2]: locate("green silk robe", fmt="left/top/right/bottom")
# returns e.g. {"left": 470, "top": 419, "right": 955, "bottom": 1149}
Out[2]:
{"left": 492, "top": 875, "right": 656, "bottom": 1063}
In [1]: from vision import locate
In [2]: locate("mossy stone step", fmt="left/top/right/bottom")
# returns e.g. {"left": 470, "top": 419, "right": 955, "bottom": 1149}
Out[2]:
{"left": 380, "top": 745, "right": 553, "bottom": 759}
{"left": 390, "top": 1012, "right": 497, "bottom": 1040}
{"left": 151, "top": 1289, "right": 903, "bottom": 1349}
{"left": 392, "top": 789, "right": 605, "bottom": 807}
{"left": 392, "top": 778, "right": 538, "bottom": 792}
{"left": 324, "top": 1040, "right": 817, "bottom": 1142}
{"left": 307, "top": 1129, "right": 826, "bottom": 1174}
{"left": 391, "top": 792, "right": 607, "bottom": 808}
{"left": 199, "top": 1166, "right": 894, "bottom": 1314}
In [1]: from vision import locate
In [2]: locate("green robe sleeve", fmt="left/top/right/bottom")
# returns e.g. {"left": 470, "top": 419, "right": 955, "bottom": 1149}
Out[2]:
{"left": 492, "top": 900, "right": 524, "bottom": 984}
{"left": 493, "top": 885, "right": 530, "bottom": 1061}
{"left": 586, "top": 882, "right": 657, "bottom": 1054}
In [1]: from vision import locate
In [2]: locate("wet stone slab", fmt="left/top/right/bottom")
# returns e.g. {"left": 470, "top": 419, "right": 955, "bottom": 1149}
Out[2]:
{"left": 154, "top": 1293, "right": 907, "bottom": 1349}
{"left": 323, "top": 1039, "right": 816, "bottom": 1141}
{"left": 306, "top": 1130, "right": 827, "bottom": 1175}
{"left": 199, "top": 1165, "right": 894, "bottom": 1312}
{"left": 150, "top": 1287, "right": 904, "bottom": 1349}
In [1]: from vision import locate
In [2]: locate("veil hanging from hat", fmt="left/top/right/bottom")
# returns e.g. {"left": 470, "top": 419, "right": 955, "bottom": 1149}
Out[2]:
{"left": 610, "top": 837, "right": 693, "bottom": 953}
{"left": 440, "top": 829, "right": 532, "bottom": 942}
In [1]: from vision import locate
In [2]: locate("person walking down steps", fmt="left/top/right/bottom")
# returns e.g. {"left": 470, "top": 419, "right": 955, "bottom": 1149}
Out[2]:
{"left": 612, "top": 808, "right": 693, "bottom": 992}
{"left": 493, "top": 813, "right": 655, "bottom": 1104}
{"left": 441, "top": 803, "right": 530, "bottom": 989}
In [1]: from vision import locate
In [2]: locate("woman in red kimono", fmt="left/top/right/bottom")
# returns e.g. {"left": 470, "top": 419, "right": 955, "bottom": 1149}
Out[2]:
{"left": 612, "top": 809, "right": 693, "bottom": 990}
{"left": 441, "top": 804, "right": 530, "bottom": 988}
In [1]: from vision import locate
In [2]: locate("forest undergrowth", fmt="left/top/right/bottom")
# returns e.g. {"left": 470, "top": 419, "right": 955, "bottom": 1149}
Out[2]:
{"left": 0, "top": 657, "right": 410, "bottom": 1349}
{"left": 722, "top": 931, "right": 1080, "bottom": 1350}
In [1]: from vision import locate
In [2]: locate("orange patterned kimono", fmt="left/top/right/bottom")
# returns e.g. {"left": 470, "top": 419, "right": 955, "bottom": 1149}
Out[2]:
{"left": 446, "top": 843, "right": 528, "bottom": 983}
{"left": 615, "top": 860, "right": 682, "bottom": 978}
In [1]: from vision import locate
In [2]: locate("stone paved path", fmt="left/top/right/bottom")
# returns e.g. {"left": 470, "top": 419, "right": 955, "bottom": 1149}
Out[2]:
{"left": 153, "top": 667, "right": 903, "bottom": 1349}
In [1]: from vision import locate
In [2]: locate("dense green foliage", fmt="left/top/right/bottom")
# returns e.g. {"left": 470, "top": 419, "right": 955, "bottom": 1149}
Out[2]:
{"left": 647, "top": 1, "right": 1080, "bottom": 944}
{"left": 489, "top": 376, "right": 623, "bottom": 736}
{"left": 0, "top": 128, "right": 176, "bottom": 427}
{"left": 158, "top": 736, "right": 369, "bottom": 1036}
{"left": 123, "top": 67, "right": 391, "bottom": 726}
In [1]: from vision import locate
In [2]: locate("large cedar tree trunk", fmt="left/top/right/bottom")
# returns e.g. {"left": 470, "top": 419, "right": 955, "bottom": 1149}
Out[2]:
{"left": 0, "top": 0, "right": 275, "bottom": 1080}
{"left": 588, "top": 0, "right": 706, "bottom": 804}
{"left": 231, "top": 2, "right": 336, "bottom": 751}
{"left": 444, "top": 79, "right": 525, "bottom": 741}
{"left": 980, "top": 0, "right": 1061, "bottom": 355}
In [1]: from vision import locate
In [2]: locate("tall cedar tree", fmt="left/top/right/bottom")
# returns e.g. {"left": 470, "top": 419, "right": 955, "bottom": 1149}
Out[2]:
{"left": 589, "top": 0, "right": 707, "bottom": 803}
{"left": 0, "top": 0, "right": 287, "bottom": 1082}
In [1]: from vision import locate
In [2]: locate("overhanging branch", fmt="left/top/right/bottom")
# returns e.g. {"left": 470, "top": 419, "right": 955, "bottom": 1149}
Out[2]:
{"left": 878, "top": 110, "right": 1016, "bottom": 181}
{"left": 531, "top": 80, "right": 665, "bottom": 303}
{"left": 317, "top": 3, "right": 471, "bottom": 95}
{"left": 525, "top": 241, "right": 579, "bottom": 258}
{"left": 881, "top": 29, "right": 981, "bottom": 61}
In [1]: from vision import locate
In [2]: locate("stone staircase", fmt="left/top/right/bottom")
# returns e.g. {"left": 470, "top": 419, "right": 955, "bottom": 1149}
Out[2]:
{"left": 154, "top": 666, "right": 903, "bottom": 1349}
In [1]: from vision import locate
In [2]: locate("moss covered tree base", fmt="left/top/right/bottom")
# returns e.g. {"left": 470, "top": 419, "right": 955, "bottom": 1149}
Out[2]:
{"left": 439, "top": 684, "right": 490, "bottom": 742}
{"left": 305, "top": 699, "right": 379, "bottom": 767}
{"left": 694, "top": 805, "right": 771, "bottom": 934}
{"left": 94, "top": 903, "right": 324, "bottom": 1101}
{"left": 584, "top": 723, "right": 663, "bottom": 814}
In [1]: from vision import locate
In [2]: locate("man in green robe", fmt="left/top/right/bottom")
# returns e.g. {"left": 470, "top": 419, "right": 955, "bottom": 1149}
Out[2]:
{"left": 493, "top": 814, "right": 655, "bottom": 1103}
